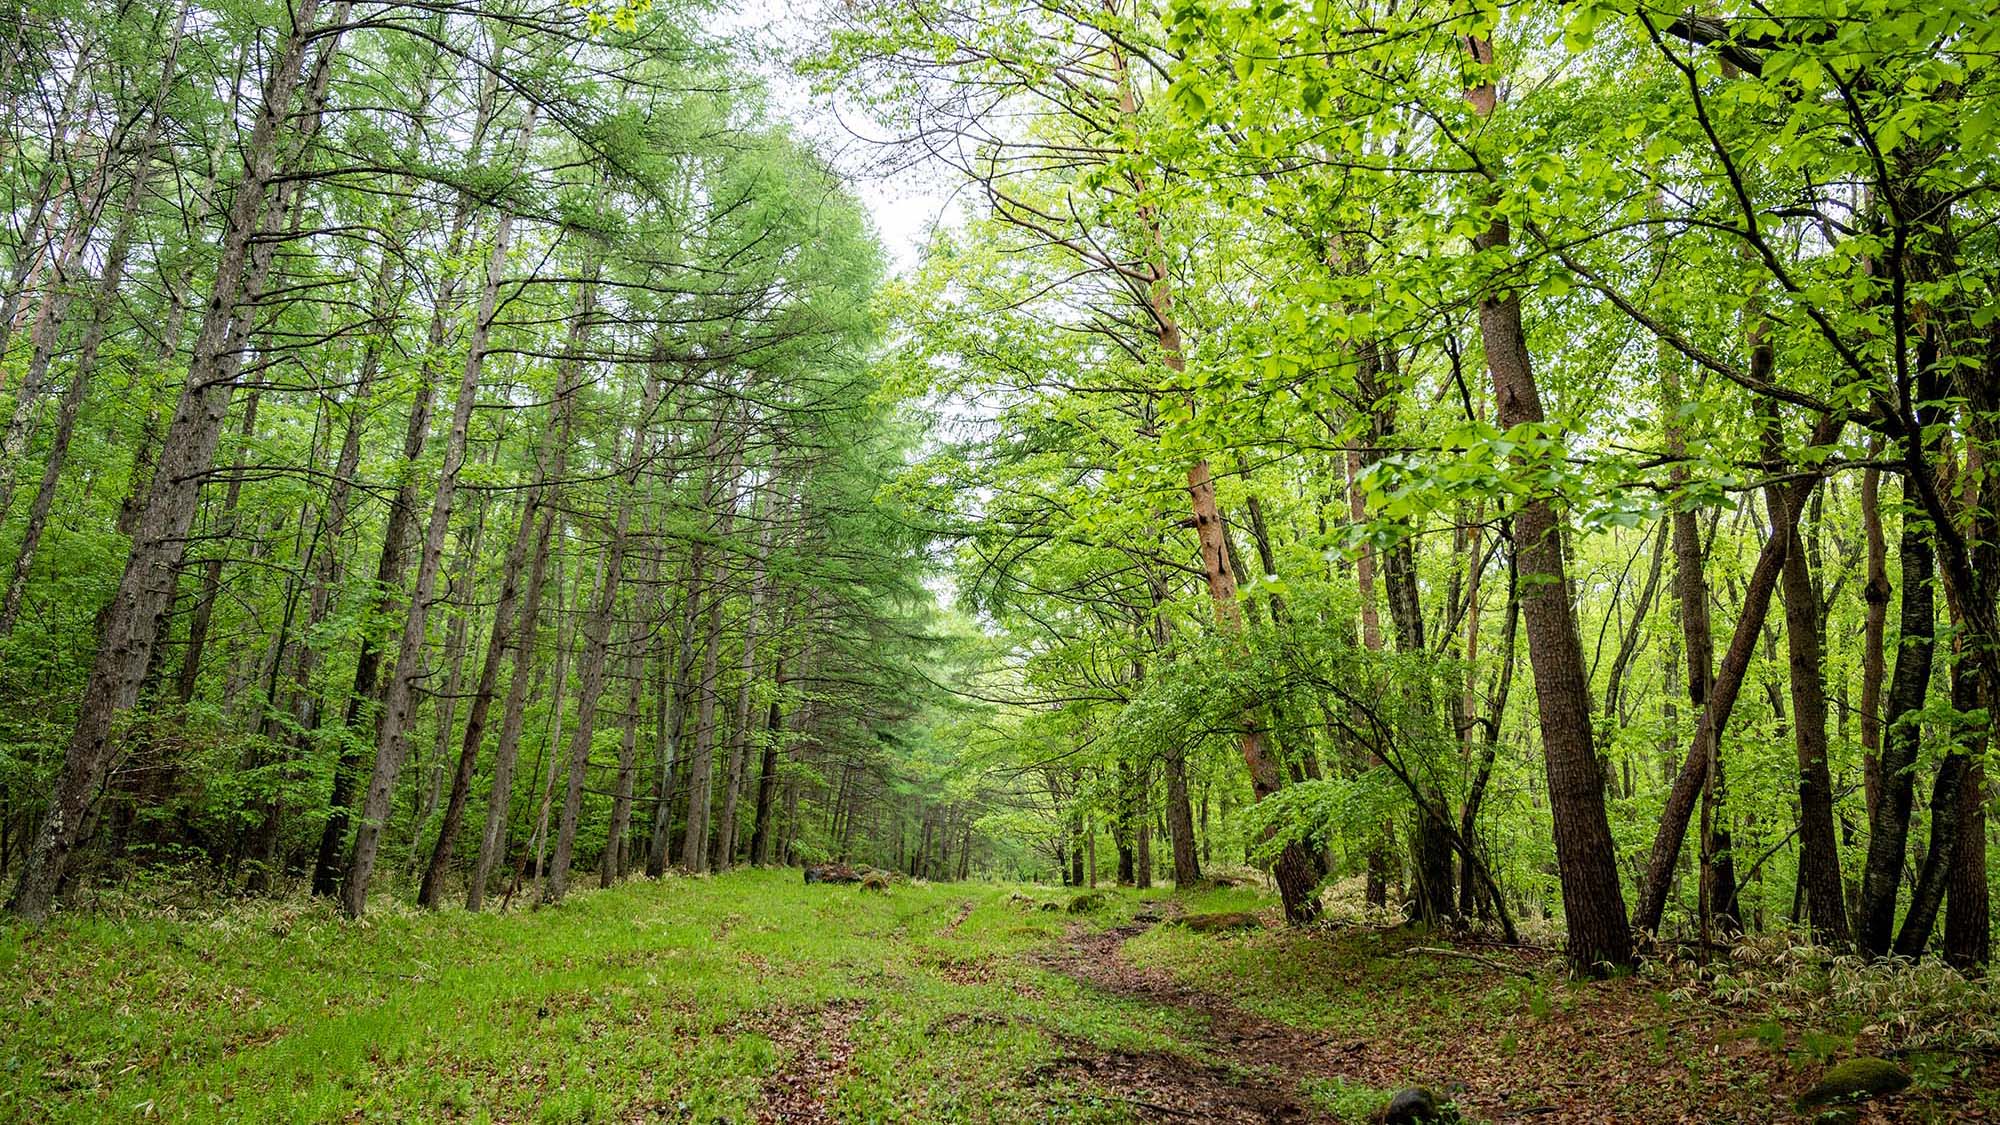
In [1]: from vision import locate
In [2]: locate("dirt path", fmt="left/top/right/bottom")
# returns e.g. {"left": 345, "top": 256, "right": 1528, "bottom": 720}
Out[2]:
{"left": 753, "top": 1000, "right": 865, "bottom": 1124}
{"left": 1024, "top": 912, "right": 1954, "bottom": 1125}
{"left": 1029, "top": 910, "right": 1378, "bottom": 1123}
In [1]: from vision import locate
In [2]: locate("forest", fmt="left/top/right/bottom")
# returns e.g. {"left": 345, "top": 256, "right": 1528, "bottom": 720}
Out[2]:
{"left": 1, "top": 0, "right": 1997, "bottom": 1120}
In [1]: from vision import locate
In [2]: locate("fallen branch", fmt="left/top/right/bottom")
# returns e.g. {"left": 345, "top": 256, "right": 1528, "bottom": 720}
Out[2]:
{"left": 1406, "top": 946, "right": 1540, "bottom": 979}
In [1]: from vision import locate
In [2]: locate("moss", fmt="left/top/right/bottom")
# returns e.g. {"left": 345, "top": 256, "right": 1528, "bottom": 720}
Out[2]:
{"left": 1795, "top": 1057, "right": 1911, "bottom": 1110}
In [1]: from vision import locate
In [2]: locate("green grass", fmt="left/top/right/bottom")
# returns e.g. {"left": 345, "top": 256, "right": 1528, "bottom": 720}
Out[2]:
{"left": 12, "top": 873, "right": 1994, "bottom": 1123}
{"left": 0, "top": 871, "right": 1190, "bottom": 1123}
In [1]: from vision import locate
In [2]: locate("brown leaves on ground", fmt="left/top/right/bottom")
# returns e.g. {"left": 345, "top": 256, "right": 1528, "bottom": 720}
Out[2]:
{"left": 1033, "top": 911, "right": 1996, "bottom": 1124}
{"left": 751, "top": 999, "right": 865, "bottom": 1124}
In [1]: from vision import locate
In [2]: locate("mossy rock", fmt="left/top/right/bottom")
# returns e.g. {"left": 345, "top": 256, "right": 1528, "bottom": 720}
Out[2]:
{"left": 1181, "top": 911, "right": 1262, "bottom": 933}
{"left": 1795, "top": 1057, "right": 1910, "bottom": 1111}
{"left": 860, "top": 872, "right": 891, "bottom": 892}
{"left": 1065, "top": 892, "right": 1105, "bottom": 914}
{"left": 1382, "top": 1086, "right": 1445, "bottom": 1124}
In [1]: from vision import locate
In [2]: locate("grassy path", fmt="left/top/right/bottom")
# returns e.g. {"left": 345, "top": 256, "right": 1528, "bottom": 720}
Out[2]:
{"left": 3, "top": 871, "right": 1991, "bottom": 1123}
{"left": 1, "top": 872, "right": 1222, "bottom": 1123}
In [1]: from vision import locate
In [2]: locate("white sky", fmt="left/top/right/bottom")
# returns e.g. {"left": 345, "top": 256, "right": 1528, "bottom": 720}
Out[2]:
{"left": 713, "top": 0, "right": 959, "bottom": 274}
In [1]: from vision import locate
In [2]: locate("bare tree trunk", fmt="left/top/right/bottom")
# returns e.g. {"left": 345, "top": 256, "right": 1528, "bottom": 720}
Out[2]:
{"left": 1345, "top": 449, "right": 1392, "bottom": 906}
{"left": 1631, "top": 414, "right": 1836, "bottom": 934}
{"left": 1459, "top": 552, "right": 1517, "bottom": 915}
{"left": 1893, "top": 657, "right": 1976, "bottom": 958}
{"left": 310, "top": 269, "right": 448, "bottom": 894}
{"left": 603, "top": 508, "right": 667, "bottom": 886}
{"left": 1095, "top": 29, "right": 1319, "bottom": 921}
{"left": 1944, "top": 750, "right": 1989, "bottom": 968}
{"left": 176, "top": 394, "right": 260, "bottom": 704}
{"left": 526, "top": 559, "right": 580, "bottom": 904}
{"left": 646, "top": 567, "right": 702, "bottom": 877}
{"left": 418, "top": 482, "right": 538, "bottom": 908}
{"left": 0, "top": 104, "right": 112, "bottom": 497}
{"left": 467, "top": 500, "right": 557, "bottom": 911}
{"left": 1132, "top": 762, "right": 1152, "bottom": 889}
{"left": 1143, "top": 558, "right": 1198, "bottom": 886}
{"left": 748, "top": 643, "right": 797, "bottom": 867}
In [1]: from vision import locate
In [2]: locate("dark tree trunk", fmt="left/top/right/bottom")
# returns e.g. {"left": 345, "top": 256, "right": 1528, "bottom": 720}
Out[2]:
{"left": 1944, "top": 752, "right": 1989, "bottom": 968}
{"left": 1465, "top": 38, "right": 1630, "bottom": 970}
{"left": 1859, "top": 460, "right": 1890, "bottom": 823}
{"left": 178, "top": 394, "right": 261, "bottom": 704}
{"left": 678, "top": 445, "right": 740, "bottom": 873}
{"left": 1893, "top": 659, "right": 1978, "bottom": 958}
{"left": 1460, "top": 552, "right": 1517, "bottom": 915}
{"left": 712, "top": 502, "right": 773, "bottom": 872}
{"left": 1857, "top": 484, "right": 1936, "bottom": 957}
{"left": 1630, "top": 412, "right": 1837, "bottom": 934}
{"left": 1776, "top": 488, "right": 1848, "bottom": 943}
{"left": 544, "top": 356, "right": 651, "bottom": 905}
{"left": 747, "top": 653, "right": 790, "bottom": 866}
{"left": 418, "top": 488, "right": 540, "bottom": 909}
{"left": 646, "top": 567, "right": 703, "bottom": 877}
{"left": 340, "top": 177, "right": 541, "bottom": 918}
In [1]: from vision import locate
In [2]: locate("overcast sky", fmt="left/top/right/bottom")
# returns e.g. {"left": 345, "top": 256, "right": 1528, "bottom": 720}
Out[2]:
{"left": 714, "top": 0, "right": 959, "bottom": 274}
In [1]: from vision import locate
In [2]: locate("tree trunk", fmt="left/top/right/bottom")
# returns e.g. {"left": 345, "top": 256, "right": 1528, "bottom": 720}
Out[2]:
{"left": 1143, "top": 571, "right": 1200, "bottom": 885}
{"left": 6, "top": 0, "right": 329, "bottom": 919}
{"left": 0, "top": 3, "right": 188, "bottom": 639}
{"left": 545, "top": 361, "right": 655, "bottom": 905}
{"left": 526, "top": 560, "right": 581, "bottom": 903}
{"left": 1132, "top": 762, "right": 1151, "bottom": 889}
{"left": 339, "top": 171, "right": 538, "bottom": 918}
{"left": 176, "top": 394, "right": 261, "bottom": 704}
{"left": 418, "top": 485, "right": 540, "bottom": 908}
{"left": 1459, "top": 552, "right": 1518, "bottom": 915}
{"left": 678, "top": 440, "right": 742, "bottom": 871}
{"left": 1891, "top": 661, "right": 1974, "bottom": 958}
{"left": 1774, "top": 480, "right": 1847, "bottom": 944}
{"left": 603, "top": 505, "right": 668, "bottom": 886}
{"left": 1102, "top": 29, "right": 1319, "bottom": 922}
{"left": 465, "top": 496, "right": 558, "bottom": 910}
{"left": 1859, "top": 456, "right": 1890, "bottom": 824}
{"left": 747, "top": 647, "right": 793, "bottom": 867}
{"left": 1464, "top": 35, "right": 1630, "bottom": 974}
{"left": 646, "top": 565, "right": 703, "bottom": 877}
{"left": 1629, "top": 419, "right": 1835, "bottom": 934}
{"left": 712, "top": 496, "right": 773, "bottom": 871}
{"left": 1857, "top": 484, "right": 1936, "bottom": 957}
{"left": 1944, "top": 752, "right": 1989, "bottom": 968}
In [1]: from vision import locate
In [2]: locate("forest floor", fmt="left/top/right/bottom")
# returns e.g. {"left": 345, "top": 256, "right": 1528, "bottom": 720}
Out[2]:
{"left": 2, "top": 869, "right": 1995, "bottom": 1123}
